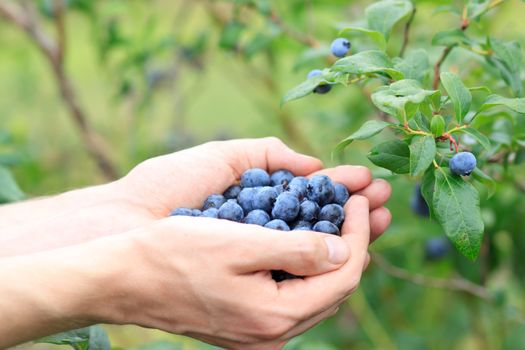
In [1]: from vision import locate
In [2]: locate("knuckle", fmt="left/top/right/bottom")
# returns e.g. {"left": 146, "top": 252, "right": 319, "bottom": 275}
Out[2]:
{"left": 297, "top": 234, "right": 324, "bottom": 269}
{"left": 264, "top": 136, "right": 285, "bottom": 147}
{"left": 255, "top": 319, "right": 292, "bottom": 341}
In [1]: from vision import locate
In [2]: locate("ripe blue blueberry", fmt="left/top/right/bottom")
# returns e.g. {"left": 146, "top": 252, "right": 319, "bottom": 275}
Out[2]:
{"left": 218, "top": 201, "right": 244, "bottom": 222}
{"left": 318, "top": 204, "right": 345, "bottom": 227}
{"left": 274, "top": 184, "right": 285, "bottom": 195}
{"left": 307, "top": 175, "right": 335, "bottom": 206}
{"left": 330, "top": 38, "right": 351, "bottom": 57}
{"left": 449, "top": 152, "right": 477, "bottom": 176}
{"left": 241, "top": 168, "right": 271, "bottom": 188}
{"left": 202, "top": 194, "right": 226, "bottom": 210}
{"left": 299, "top": 200, "right": 319, "bottom": 222}
{"left": 287, "top": 176, "right": 308, "bottom": 199}
{"left": 192, "top": 209, "right": 202, "bottom": 217}
{"left": 333, "top": 183, "right": 350, "bottom": 207}
{"left": 223, "top": 185, "right": 242, "bottom": 199}
{"left": 292, "top": 220, "right": 313, "bottom": 231}
{"left": 237, "top": 187, "right": 260, "bottom": 214}
{"left": 264, "top": 219, "right": 291, "bottom": 231}
{"left": 170, "top": 208, "right": 193, "bottom": 217}
{"left": 313, "top": 221, "right": 340, "bottom": 236}
{"left": 243, "top": 209, "right": 271, "bottom": 226}
{"left": 270, "top": 169, "right": 294, "bottom": 187}
{"left": 201, "top": 208, "right": 219, "bottom": 218}
{"left": 306, "top": 69, "right": 332, "bottom": 94}
{"left": 425, "top": 237, "right": 450, "bottom": 260}
{"left": 411, "top": 183, "right": 429, "bottom": 217}
{"left": 271, "top": 193, "right": 300, "bottom": 222}
{"left": 253, "top": 186, "right": 279, "bottom": 213}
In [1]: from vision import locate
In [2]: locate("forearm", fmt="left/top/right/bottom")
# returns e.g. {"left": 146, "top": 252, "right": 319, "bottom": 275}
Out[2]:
{"left": 0, "top": 182, "right": 150, "bottom": 257}
{"left": 0, "top": 237, "right": 128, "bottom": 348}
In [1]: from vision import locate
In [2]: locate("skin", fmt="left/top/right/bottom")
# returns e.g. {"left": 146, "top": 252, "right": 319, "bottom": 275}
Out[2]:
{"left": 0, "top": 137, "right": 392, "bottom": 349}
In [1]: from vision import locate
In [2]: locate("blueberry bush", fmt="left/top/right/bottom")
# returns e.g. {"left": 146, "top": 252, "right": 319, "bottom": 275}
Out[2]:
{"left": 2, "top": 0, "right": 525, "bottom": 349}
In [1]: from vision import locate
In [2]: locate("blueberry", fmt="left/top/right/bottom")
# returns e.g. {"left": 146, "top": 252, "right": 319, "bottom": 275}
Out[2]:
{"left": 201, "top": 208, "right": 219, "bottom": 218}
{"left": 202, "top": 194, "right": 226, "bottom": 210}
{"left": 218, "top": 201, "right": 244, "bottom": 222}
{"left": 331, "top": 37, "right": 351, "bottom": 58}
{"left": 244, "top": 209, "right": 271, "bottom": 226}
{"left": 292, "top": 220, "right": 313, "bottom": 231}
{"left": 270, "top": 169, "right": 294, "bottom": 187}
{"left": 299, "top": 200, "right": 319, "bottom": 222}
{"left": 237, "top": 187, "right": 260, "bottom": 214}
{"left": 192, "top": 209, "right": 202, "bottom": 217}
{"left": 253, "top": 186, "right": 279, "bottom": 213}
{"left": 240, "top": 168, "right": 271, "bottom": 188}
{"left": 449, "top": 152, "right": 477, "bottom": 176}
{"left": 411, "top": 183, "right": 429, "bottom": 217}
{"left": 271, "top": 193, "right": 300, "bottom": 222}
{"left": 271, "top": 270, "right": 299, "bottom": 282}
{"left": 307, "top": 69, "right": 323, "bottom": 79}
{"left": 274, "top": 184, "right": 285, "bottom": 195}
{"left": 170, "top": 208, "right": 193, "bottom": 217}
{"left": 425, "top": 237, "right": 450, "bottom": 260}
{"left": 306, "top": 175, "right": 335, "bottom": 206}
{"left": 333, "top": 183, "right": 350, "bottom": 207}
{"left": 313, "top": 221, "right": 340, "bottom": 236}
{"left": 306, "top": 69, "right": 332, "bottom": 94}
{"left": 318, "top": 204, "right": 345, "bottom": 227}
{"left": 287, "top": 176, "right": 308, "bottom": 199}
{"left": 264, "top": 219, "right": 290, "bottom": 231}
{"left": 313, "top": 84, "right": 332, "bottom": 94}
{"left": 223, "top": 185, "right": 242, "bottom": 199}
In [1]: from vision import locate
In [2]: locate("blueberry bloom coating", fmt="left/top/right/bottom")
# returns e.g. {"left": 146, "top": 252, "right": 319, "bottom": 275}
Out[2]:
{"left": 270, "top": 169, "right": 295, "bottom": 187}
{"left": 202, "top": 194, "right": 226, "bottom": 210}
{"left": 223, "top": 185, "right": 242, "bottom": 199}
{"left": 318, "top": 204, "right": 345, "bottom": 227}
{"left": 333, "top": 183, "right": 350, "bottom": 206}
{"left": 271, "top": 193, "right": 300, "bottom": 222}
{"left": 449, "top": 152, "right": 477, "bottom": 176}
{"left": 218, "top": 201, "right": 244, "bottom": 222}
{"left": 253, "top": 186, "right": 279, "bottom": 213}
{"left": 240, "top": 168, "right": 271, "bottom": 188}
{"left": 264, "top": 219, "right": 291, "bottom": 231}
{"left": 201, "top": 208, "right": 219, "bottom": 218}
{"left": 243, "top": 209, "right": 271, "bottom": 226}
{"left": 170, "top": 208, "right": 193, "bottom": 217}
{"left": 306, "top": 175, "right": 335, "bottom": 206}
{"left": 299, "top": 200, "right": 320, "bottom": 222}
{"left": 312, "top": 221, "right": 340, "bottom": 236}
{"left": 330, "top": 37, "right": 351, "bottom": 57}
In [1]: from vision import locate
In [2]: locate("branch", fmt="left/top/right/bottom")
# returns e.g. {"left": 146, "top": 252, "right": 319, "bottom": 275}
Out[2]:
{"left": 399, "top": 8, "right": 416, "bottom": 58}
{"left": 0, "top": 1, "right": 118, "bottom": 180}
{"left": 372, "top": 253, "right": 493, "bottom": 301}
{"left": 269, "top": 10, "right": 320, "bottom": 48}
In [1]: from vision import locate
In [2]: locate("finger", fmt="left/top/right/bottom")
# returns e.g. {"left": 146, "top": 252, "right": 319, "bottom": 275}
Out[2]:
{"left": 277, "top": 196, "right": 370, "bottom": 313}
{"left": 308, "top": 166, "right": 372, "bottom": 193}
{"left": 370, "top": 207, "right": 392, "bottom": 243}
{"left": 233, "top": 229, "right": 350, "bottom": 276}
{"left": 213, "top": 137, "right": 323, "bottom": 177}
{"left": 282, "top": 305, "right": 339, "bottom": 340}
{"left": 354, "top": 179, "right": 392, "bottom": 210}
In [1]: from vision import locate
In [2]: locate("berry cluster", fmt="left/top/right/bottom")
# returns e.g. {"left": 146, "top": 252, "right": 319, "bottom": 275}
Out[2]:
{"left": 170, "top": 168, "right": 351, "bottom": 281}
{"left": 306, "top": 37, "right": 351, "bottom": 95}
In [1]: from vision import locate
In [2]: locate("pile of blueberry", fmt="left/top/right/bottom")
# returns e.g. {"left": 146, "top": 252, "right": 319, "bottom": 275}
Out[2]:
{"left": 306, "top": 37, "right": 351, "bottom": 95}
{"left": 170, "top": 168, "right": 350, "bottom": 281}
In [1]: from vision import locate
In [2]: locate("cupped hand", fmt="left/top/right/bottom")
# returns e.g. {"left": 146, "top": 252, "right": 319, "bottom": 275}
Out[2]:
{"left": 117, "top": 137, "right": 391, "bottom": 240}
{"left": 90, "top": 193, "right": 372, "bottom": 350}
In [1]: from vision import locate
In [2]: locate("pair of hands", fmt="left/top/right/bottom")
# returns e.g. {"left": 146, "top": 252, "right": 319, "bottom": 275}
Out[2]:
{"left": 0, "top": 137, "right": 392, "bottom": 350}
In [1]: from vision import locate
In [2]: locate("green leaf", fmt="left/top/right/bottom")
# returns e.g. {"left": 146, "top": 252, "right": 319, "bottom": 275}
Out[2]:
{"left": 488, "top": 38, "right": 524, "bottom": 96}
{"left": 335, "top": 120, "right": 393, "bottom": 152}
{"left": 371, "top": 79, "right": 439, "bottom": 121}
{"left": 477, "top": 94, "right": 525, "bottom": 114}
{"left": 472, "top": 167, "right": 496, "bottom": 197}
{"left": 409, "top": 112, "right": 431, "bottom": 132}
{"left": 365, "top": 0, "right": 414, "bottom": 40}
{"left": 367, "top": 140, "right": 410, "bottom": 174}
{"left": 421, "top": 168, "right": 436, "bottom": 217}
{"left": 0, "top": 165, "right": 24, "bottom": 204}
{"left": 36, "top": 328, "right": 91, "bottom": 345}
{"left": 219, "top": 21, "right": 244, "bottom": 50}
{"left": 440, "top": 72, "right": 472, "bottom": 123}
{"left": 432, "top": 169, "right": 484, "bottom": 260}
{"left": 455, "top": 127, "right": 491, "bottom": 151}
{"left": 409, "top": 135, "right": 436, "bottom": 177}
{"left": 281, "top": 71, "right": 338, "bottom": 105}
{"left": 431, "top": 29, "right": 473, "bottom": 47}
{"left": 430, "top": 115, "right": 445, "bottom": 136}
{"left": 331, "top": 50, "right": 403, "bottom": 80}
{"left": 89, "top": 326, "right": 111, "bottom": 350}
{"left": 338, "top": 26, "right": 386, "bottom": 50}
{"left": 393, "top": 49, "right": 430, "bottom": 84}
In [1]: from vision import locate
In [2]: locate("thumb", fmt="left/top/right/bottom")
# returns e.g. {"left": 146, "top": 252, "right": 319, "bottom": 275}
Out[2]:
{"left": 236, "top": 230, "right": 350, "bottom": 277}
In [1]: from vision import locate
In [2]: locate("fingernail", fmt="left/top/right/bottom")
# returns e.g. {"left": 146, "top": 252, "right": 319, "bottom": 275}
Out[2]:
{"left": 324, "top": 235, "right": 349, "bottom": 264}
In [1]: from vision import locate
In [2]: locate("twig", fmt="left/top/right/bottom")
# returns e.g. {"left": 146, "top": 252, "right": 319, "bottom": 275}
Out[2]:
{"left": 0, "top": 1, "right": 118, "bottom": 180}
{"left": 268, "top": 10, "right": 320, "bottom": 48}
{"left": 372, "top": 253, "right": 492, "bottom": 301}
{"left": 432, "top": 45, "right": 455, "bottom": 90}
{"left": 399, "top": 8, "right": 416, "bottom": 58}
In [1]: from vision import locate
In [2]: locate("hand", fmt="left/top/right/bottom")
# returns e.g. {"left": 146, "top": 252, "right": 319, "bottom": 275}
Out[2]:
{"left": 0, "top": 137, "right": 391, "bottom": 256}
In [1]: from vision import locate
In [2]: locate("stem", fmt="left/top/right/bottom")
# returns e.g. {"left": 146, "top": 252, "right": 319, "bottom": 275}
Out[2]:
{"left": 399, "top": 8, "right": 416, "bottom": 58}
{"left": 432, "top": 45, "right": 455, "bottom": 90}
{"left": 0, "top": 1, "right": 118, "bottom": 180}
{"left": 372, "top": 253, "right": 492, "bottom": 301}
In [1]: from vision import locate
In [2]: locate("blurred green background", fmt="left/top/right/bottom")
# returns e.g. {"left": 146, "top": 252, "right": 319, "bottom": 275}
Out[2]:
{"left": 2, "top": 0, "right": 525, "bottom": 349}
